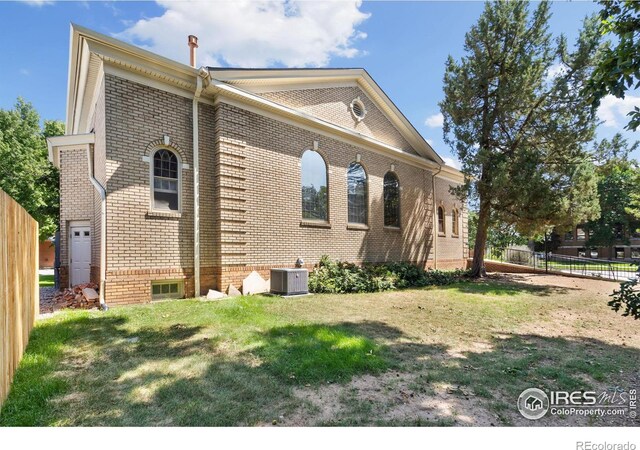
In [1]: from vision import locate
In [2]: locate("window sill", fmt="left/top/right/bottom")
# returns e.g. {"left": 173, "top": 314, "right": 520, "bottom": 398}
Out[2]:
{"left": 300, "top": 220, "right": 332, "bottom": 229}
{"left": 438, "top": 232, "right": 446, "bottom": 237}
{"left": 452, "top": 234, "right": 460, "bottom": 238}
{"left": 384, "top": 226, "right": 402, "bottom": 233}
{"left": 347, "top": 223, "right": 369, "bottom": 231}
{"left": 147, "top": 210, "right": 182, "bottom": 219}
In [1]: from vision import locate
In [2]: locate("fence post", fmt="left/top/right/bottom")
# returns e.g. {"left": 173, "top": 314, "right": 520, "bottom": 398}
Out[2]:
{"left": 544, "top": 232, "right": 548, "bottom": 273}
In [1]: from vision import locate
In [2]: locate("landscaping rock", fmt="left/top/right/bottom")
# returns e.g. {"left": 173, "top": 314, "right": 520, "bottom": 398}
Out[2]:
{"left": 226, "top": 284, "right": 242, "bottom": 297}
{"left": 206, "top": 290, "right": 227, "bottom": 300}
{"left": 242, "top": 271, "right": 268, "bottom": 295}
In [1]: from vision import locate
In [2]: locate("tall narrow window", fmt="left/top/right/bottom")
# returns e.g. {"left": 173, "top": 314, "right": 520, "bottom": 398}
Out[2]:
{"left": 153, "top": 149, "right": 179, "bottom": 211}
{"left": 347, "top": 163, "right": 367, "bottom": 225}
{"left": 383, "top": 172, "right": 400, "bottom": 227}
{"left": 437, "top": 207, "right": 445, "bottom": 235}
{"left": 452, "top": 209, "right": 459, "bottom": 236}
{"left": 301, "top": 150, "right": 328, "bottom": 221}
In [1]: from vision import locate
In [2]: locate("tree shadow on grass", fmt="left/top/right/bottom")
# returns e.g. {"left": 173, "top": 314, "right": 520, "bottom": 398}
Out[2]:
{"left": 0, "top": 313, "right": 206, "bottom": 426}
{"left": 407, "top": 333, "right": 639, "bottom": 426}
{"left": 434, "top": 279, "right": 575, "bottom": 297}
{"left": 2, "top": 313, "right": 638, "bottom": 427}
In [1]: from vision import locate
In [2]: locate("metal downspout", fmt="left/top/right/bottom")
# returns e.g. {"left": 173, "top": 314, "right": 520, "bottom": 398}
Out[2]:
{"left": 193, "top": 72, "right": 204, "bottom": 297}
{"left": 432, "top": 164, "right": 443, "bottom": 270}
{"left": 86, "top": 145, "right": 107, "bottom": 310}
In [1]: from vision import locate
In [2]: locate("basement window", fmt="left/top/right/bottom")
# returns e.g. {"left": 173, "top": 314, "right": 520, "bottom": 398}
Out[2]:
{"left": 632, "top": 248, "right": 640, "bottom": 259}
{"left": 151, "top": 280, "right": 183, "bottom": 300}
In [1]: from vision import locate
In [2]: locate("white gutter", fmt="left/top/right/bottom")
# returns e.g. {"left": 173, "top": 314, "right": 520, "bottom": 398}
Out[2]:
{"left": 86, "top": 145, "right": 107, "bottom": 310}
{"left": 432, "top": 164, "right": 443, "bottom": 270}
{"left": 192, "top": 69, "right": 206, "bottom": 298}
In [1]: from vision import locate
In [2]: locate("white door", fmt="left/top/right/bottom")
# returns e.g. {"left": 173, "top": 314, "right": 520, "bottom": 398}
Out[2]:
{"left": 70, "top": 225, "right": 91, "bottom": 286}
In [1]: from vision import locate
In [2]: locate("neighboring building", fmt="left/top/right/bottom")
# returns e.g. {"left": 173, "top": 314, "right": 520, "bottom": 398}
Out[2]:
{"left": 39, "top": 238, "right": 55, "bottom": 269}
{"left": 47, "top": 25, "right": 467, "bottom": 305}
{"left": 555, "top": 224, "right": 640, "bottom": 260}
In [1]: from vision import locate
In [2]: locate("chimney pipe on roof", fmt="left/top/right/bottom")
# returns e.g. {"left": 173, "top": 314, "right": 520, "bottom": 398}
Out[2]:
{"left": 188, "top": 35, "right": 199, "bottom": 68}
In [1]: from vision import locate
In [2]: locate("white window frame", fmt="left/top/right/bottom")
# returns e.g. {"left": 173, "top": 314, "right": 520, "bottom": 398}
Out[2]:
{"left": 151, "top": 280, "right": 184, "bottom": 300}
{"left": 350, "top": 97, "right": 367, "bottom": 122}
{"left": 451, "top": 208, "right": 459, "bottom": 237}
{"left": 149, "top": 147, "right": 182, "bottom": 214}
{"left": 437, "top": 206, "right": 446, "bottom": 236}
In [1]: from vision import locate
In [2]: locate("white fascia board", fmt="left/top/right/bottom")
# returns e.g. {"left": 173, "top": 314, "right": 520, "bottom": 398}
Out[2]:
{"left": 67, "top": 24, "right": 200, "bottom": 135}
{"left": 358, "top": 71, "right": 443, "bottom": 164}
{"left": 209, "top": 80, "right": 442, "bottom": 172}
{"left": 210, "top": 68, "right": 444, "bottom": 165}
{"left": 47, "top": 133, "right": 96, "bottom": 168}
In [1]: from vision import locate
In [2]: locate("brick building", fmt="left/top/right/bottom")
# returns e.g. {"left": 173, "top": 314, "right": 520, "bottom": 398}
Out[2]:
{"left": 555, "top": 224, "right": 640, "bottom": 260}
{"left": 47, "top": 25, "right": 467, "bottom": 305}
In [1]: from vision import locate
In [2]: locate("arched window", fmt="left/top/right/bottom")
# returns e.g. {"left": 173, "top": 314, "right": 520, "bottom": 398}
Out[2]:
{"left": 452, "top": 209, "right": 459, "bottom": 236}
{"left": 301, "top": 150, "right": 328, "bottom": 221}
{"left": 383, "top": 172, "right": 400, "bottom": 228}
{"left": 153, "top": 149, "right": 180, "bottom": 211}
{"left": 347, "top": 163, "right": 367, "bottom": 224}
{"left": 437, "top": 206, "right": 445, "bottom": 235}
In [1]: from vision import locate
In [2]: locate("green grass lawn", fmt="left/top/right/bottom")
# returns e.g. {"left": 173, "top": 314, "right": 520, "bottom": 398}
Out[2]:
{"left": 39, "top": 274, "right": 54, "bottom": 287}
{"left": 1, "top": 277, "right": 637, "bottom": 426}
{"left": 546, "top": 261, "right": 637, "bottom": 271}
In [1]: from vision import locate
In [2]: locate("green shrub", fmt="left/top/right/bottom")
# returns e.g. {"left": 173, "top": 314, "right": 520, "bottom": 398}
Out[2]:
{"left": 609, "top": 276, "right": 640, "bottom": 320}
{"left": 308, "top": 256, "right": 468, "bottom": 294}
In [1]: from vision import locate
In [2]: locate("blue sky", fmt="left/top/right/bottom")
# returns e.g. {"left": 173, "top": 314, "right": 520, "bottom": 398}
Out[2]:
{"left": 1, "top": 0, "right": 638, "bottom": 165}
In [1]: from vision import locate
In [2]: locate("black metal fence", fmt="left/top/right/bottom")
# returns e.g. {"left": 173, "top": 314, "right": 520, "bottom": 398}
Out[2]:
{"left": 485, "top": 247, "right": 640, "bottom": 281}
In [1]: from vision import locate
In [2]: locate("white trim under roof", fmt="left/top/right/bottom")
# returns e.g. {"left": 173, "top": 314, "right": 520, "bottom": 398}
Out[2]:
{"left": 210, "top": 68, "right": 444, "bottom": 165}
{"left": 210, "top": 80, "right": 444, "bottom": 172}
{"left": 61, "top": 25, "right": 463, "bottom": 181}
{"left": 47, "top": 133, "right": 95, "bottom": 168}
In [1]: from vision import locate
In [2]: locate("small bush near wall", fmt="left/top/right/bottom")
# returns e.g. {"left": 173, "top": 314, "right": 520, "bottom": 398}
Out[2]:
{"left": 309, "top": 255, "right": 468, "bottom": 294}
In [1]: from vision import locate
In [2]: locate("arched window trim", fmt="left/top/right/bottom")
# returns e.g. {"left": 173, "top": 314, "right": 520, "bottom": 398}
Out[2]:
{"left": 452, "top": 208, "right": 459, "bottom": 237}
{"left": 383, "top": 171, "right": 401, "bottom": 229}
{"left": 437, "top": 206, "right": 446, "bottom": 236}
{"left": 346, "top": 161, "right": 368, "bottom": 226}
{"left": 300, "top": 149, "right": 330, "bottom": 224}
{"left": 150, "top": 147, "right": 182, "bottom": 213}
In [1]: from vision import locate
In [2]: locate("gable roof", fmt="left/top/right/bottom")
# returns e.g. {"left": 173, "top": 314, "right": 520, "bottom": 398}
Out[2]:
{"left": 208, "top": 68, "right": 443, "bottom": 164}
{"left": 60, "top": 24, "right": 462, "bottom": 181}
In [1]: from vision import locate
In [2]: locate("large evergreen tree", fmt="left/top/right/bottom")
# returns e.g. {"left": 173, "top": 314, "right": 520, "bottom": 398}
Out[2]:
{"left": 440, "top": 1, "right": 603, "bottom": 277}
{"left": 0, "top": 98, "right": 63, "bottom": 240}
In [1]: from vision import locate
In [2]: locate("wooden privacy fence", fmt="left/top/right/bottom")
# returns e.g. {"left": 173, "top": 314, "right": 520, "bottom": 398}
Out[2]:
{"left": 0, "top": 189, "right": 39, "bottom": 408}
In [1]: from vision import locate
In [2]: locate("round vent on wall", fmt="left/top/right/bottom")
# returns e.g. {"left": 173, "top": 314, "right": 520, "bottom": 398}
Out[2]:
{"left": 350, "top": 98, "right": 367, "bottom": 122}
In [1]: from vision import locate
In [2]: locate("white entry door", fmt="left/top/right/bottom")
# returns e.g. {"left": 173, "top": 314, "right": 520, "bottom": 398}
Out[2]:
{"left": 70, "top": 225, "right": 91, "bottom": 286}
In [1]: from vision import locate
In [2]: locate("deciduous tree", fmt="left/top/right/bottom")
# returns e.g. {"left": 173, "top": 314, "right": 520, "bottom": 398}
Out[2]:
{"left": 588, "top": 0, "right": 640, "bottom": 131}
{"left": 0, "top": 98, "right": 63, "bottom": 240}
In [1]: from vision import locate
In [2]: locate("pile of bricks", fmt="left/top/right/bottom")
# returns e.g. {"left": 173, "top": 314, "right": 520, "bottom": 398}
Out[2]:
{"left": 49, "top": 283, "right": 100, "bottom": 310}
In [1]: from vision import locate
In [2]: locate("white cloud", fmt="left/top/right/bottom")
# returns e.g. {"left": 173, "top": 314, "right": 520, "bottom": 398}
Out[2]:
{"left": 545, "top": 63, "right": 566, "bottom": 83}
{"left": 425, "top": 112, "right": 444, "bottom": 128}
{"left": 117, "top": 0, "right": 370, "bottom": 68}
{"left": 597, "top": 94, "right": 640, "bottom": 128}
{"left": 20, "top": 0, "right": 53, "bottom": 5}
{"left": 19, "top": 68, "right": 30, "bottom": 76}
{"left": 442, "top": 156, "right": 461, "bottom": 170}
